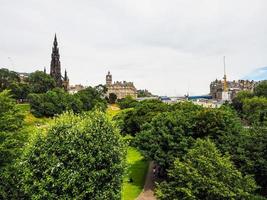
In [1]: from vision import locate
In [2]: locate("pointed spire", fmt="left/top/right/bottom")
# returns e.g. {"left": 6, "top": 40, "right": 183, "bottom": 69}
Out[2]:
{"left": 44, "top": 67, "right": 46, "bottom": 74}
{"left": 64, "top": 69, "right": 68, "bottom": 81}
{"left": 53, "top": 33, "right": 58, "bottom": 47}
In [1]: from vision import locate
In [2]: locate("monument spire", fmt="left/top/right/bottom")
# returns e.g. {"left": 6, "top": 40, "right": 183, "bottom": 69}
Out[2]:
{"left": 50, "top": 34, "right": 62, "bottom": 87}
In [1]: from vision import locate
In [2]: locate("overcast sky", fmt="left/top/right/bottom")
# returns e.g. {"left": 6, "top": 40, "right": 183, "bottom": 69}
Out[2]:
{"left": 0, "top": 0, "right": 266, "bottom": 96}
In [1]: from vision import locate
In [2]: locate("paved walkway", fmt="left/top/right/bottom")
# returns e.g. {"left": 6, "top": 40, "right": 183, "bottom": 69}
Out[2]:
{"left": 136, "top": 162, "right": 156, "bottom": 200}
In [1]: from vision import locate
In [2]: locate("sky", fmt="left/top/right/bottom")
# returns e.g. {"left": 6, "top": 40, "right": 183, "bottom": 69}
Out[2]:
{"left": 0, "top": 0, "right": 267, "bottom": 96}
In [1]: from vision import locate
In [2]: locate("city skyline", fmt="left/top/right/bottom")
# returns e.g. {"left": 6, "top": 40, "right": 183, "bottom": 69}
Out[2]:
{"left": 1, "top": 0, "right": 267, "bottom": 96}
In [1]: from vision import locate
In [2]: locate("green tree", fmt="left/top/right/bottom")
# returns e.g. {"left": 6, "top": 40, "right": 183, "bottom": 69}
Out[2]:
{"left": 235, "top": 127, "right": 267, "bottom": 195}
{"left": 28, "top": 88, "right": 83, "bottom": 117}
{"left": 0, "top": 68, "right": 20, "bottom": 91}
{"left": 254, "top": 80, "right": 267, "bottom": 97}
{"left": 9, "top": 82, "right": 31, "bottom": 101}
{"left": 75, "top": 86, "right": 107, "bottom": 112}
{"left": 0, "top": 90, "right": 24, "bottom": 131}
{"left": 0, "top": 90, "right": 25, "bottom": 168}
{"left": 114, "top": 99, "right": 169, "bottom": 135}
{"left": 156, "top": 139, "right": 258, "bottom": 200}
{"left": 18, "top": 111, "right": 125, "bottom": 199}
{"left": 135, "top": 110, "right": 195, "bottom": 170}
{"left": 231, "top": 90, "right": 254, "bottom": 114}
{"left": 137, "top": 89, "right": 153, "bottom": 97}
{"left": 27, "top": 71, "right": 56, "bottom": 93}
{"left": 109, "top": 93, "right": 117, "bottom": 104}
{"left": 135, "top": 104, "right": 242, "bottom": 170}
{"left": 243, "top": 97, "right": 267, "bottom": 125}
{"left": 117, "top": 96, "right": 138, "bottom": 109}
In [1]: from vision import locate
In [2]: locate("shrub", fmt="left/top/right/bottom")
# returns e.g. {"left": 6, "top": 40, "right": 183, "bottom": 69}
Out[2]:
{"left": 18, "top": 111, "right": 126, "bottom": 199}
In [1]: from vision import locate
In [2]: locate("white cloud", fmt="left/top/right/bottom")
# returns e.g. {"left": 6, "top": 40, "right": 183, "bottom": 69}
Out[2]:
{"left": 0, "top": 0, "right": 266, "bottom": 95}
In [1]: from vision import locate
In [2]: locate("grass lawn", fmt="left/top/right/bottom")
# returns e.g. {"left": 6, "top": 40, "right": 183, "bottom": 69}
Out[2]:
{"left": 107, "top": 104, "right": 121, "bottom": 118}
{"left": 122, "top": 147, "right": 149, "bottom": 200}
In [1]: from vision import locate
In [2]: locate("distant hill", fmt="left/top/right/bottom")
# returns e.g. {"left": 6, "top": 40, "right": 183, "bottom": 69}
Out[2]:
{"left": 243, "top": 66, "right": 267, "bottom": 81}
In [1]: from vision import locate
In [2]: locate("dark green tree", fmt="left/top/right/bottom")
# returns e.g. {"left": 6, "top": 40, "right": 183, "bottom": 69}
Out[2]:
{"left": 254, "top": 80, "right": 267, "bottom": 97}
{"left": 18, "top": 111, "right": 126, "bottom": 199}
{"left": 75, "top": 86, "right": 107, "bottom": 112}
{"left": 137, "top": 89, "right": 153, "bottom": 97}
{"left": 231, "top": 90, "right": 254, "bottom": 114}
{"left": 0, "top": 90, "right": 24, "bottom": 131}
{"left": 108, "top": 93, "right": 117, "bottom": 104}
{"left": 235, "top": 127, "right": 267, "bottom": 195}
{"left": 135, "top": 110, "right": 195, "bottom": 170}
{"left": 0, "top": 68, "right": 20, "bottom": 91}
{"left": 27, "top": 71, "right": 56, "bottom": 93}
{"left": 243, "top": 97, "right": 267, "bottom": 125}
{"left": 9, "top": 82, "right": 31, "bottom": 101}
{"left": 28, "top": 88, "right": 83, "bottom": 117}
{"left": 156, "top": 139, "right": 258, "bottom": 200}
{"left": 0, "top": 90, "right": 25, "bottom": 169}
{"left": 117, "top": 96, "right": 139, "bottom": 109}
{"left": 114, "top": 99, "right": 169, "bottom": 135}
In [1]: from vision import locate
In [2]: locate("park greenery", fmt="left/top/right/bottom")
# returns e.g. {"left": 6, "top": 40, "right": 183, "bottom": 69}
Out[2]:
{"left": 0, "top": 66, "right": 267, "bottom": 199}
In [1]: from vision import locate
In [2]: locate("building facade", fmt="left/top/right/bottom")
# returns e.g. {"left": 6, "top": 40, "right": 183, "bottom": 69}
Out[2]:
{"left": 210, "top": 79, "right": 256, "bottom": 101}
{"left": 105, "top": 71, "right": 137, "bottom": 99}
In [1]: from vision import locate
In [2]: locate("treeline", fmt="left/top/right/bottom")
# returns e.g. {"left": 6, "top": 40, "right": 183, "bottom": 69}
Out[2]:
{"left": 114, "top": 81, "right": 267, "bottom": 199}
{"left": 232, "top": 80, "right": 267, "bottom": 125}
{"left": 0, "top": 68, "right": 56, "bottom": 100}
{"left": 0, "top": 68, "right": 108, "bottom": 117}
{"left": 0, "top": 91, "right": 125, "bottom": 199}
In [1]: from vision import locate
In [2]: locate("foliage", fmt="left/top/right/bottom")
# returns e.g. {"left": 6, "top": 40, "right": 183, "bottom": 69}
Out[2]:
{"left": 0, "top": 90, "right": 24, "bottom": 131}
{"left": 9, "top": 82, "right": 31, "bottom": 100}
{"left": 109, "top": 93, "right": 117, "bottom": 104}
{"left": 27, "top": 71, "right": 56, "bottom": 93}
{"left": 18, "top": 111, "right": 126, "bottom": 199}
{"left": 156, "top": 139, "right": 258, "bottom": 200}
{"left": 254, "top": 80, "right": 267, "bottom": 97}
{"left": 135, "top": 109, "right": 196, "bottom": 170}
{"left": 122, "top": 147, "right": 148, "bottom": 200}
{"left": 0, "top": 68, "right": 20, "bottom": 92}
{"left": 137, "top": 89, "right": 153, "bottom": 97}
{"left": 28, "top": 88, "right": 82, "bottom": 117}
{"left": 231, "top": 90, "right": 254, "bottom": 114}
{"left": 0, "top": 91, "right": 27, "bottom": 199}
{"left": 114, "top": 99, "right": 169, "bottom": 136}
{"left": 117, "top": 96, "right": 139, "bottom": 109}
{"left": 242, "top": 97, "right": 267, "bottom": 125}
{"left": 135, "top": 104, "right": 242, "bottom": 170}
{"left": 28, "top": 86, "right": 107, "bottom": 117}
{"left": 234, "top": 127, "right": 267, "bottom": 195}
{"left": 75, "top": 86, "right": 107, "bottom": 112}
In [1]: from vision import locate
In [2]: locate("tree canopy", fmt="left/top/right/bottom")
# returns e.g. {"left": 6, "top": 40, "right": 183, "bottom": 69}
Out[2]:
{"left": 156, "top": 139, "right": 258, "bottom": 200}
{"left": 254, "top": 80, "right": 267, "bottom": 97}
{"left": 27, "top": 71, "right": 56, "bottom": 93}
{"left": 18, "top": 111, "right": 126, "bottom": 199}
{"left": 0, "top": 68, "right": 20, "bottom": 92}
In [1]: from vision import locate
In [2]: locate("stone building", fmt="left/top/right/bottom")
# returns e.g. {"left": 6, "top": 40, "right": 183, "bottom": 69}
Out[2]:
{"left": 68, "top": 84, "right": 85, "bottom": 94}
{"left": 49, "top": 34, "right": 69, "bottom": 91}
{"left": 105, "top": 71, "right": 137, "bottom": 99}
{"left": 210, "top": 79, "right": 256, "bottom": 101}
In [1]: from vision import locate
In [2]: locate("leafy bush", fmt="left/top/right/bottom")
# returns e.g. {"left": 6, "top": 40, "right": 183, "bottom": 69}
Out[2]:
{"left": 254, "top": 80, "right": 267, "bottom": 97}
{"left": 27, "top": 71, "right": 56, "bottom": 93}
{"left": 18, "top": 111, "right": 126, "bottom": 199}
{"left": 28, "top": 87, "right": 107, "bottom": 117}
{"left": 135, "top": 104, "right": 243, "bottom": 171}
{"left": 114, "top": 99, "right": 169, "bottom": 135}
{"left": 243, "top": 97, "right": 267, "bottom": 125}
{"left": 156, "top": 139, "right": 258, "bottom": 200}
{"left": 117, "top": 96, "right": 139, "bottom": 109}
